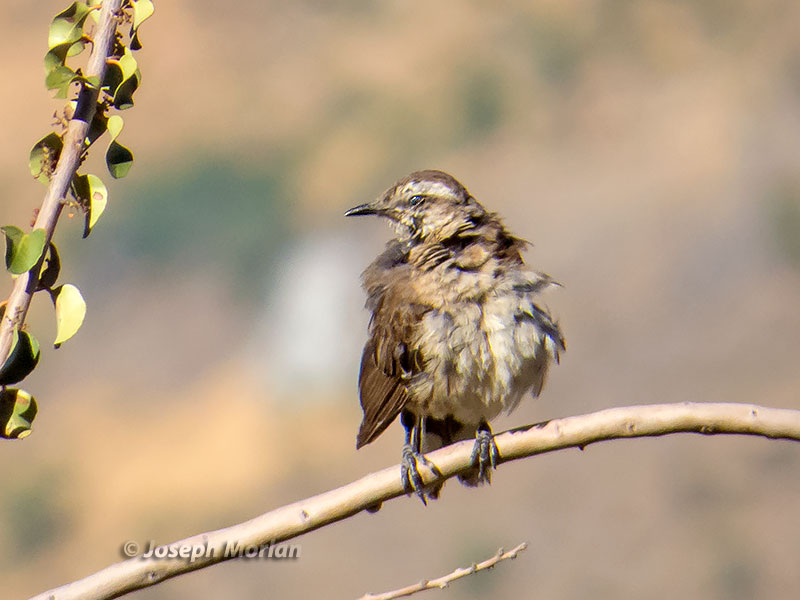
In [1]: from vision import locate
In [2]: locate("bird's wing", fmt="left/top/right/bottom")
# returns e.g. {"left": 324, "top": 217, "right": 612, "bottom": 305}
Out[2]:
{"left": 356, "top": 253, "right": 428, "bottom": 448}
{"left": 355, "top": 338, "right": 409, "bottom": 448}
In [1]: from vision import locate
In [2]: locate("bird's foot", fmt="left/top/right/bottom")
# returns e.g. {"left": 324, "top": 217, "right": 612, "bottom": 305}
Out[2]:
{"left": 470, "top": 424, "right": 500, "bottom": 484}
{"left": 401, "top": 444, "right": 441, "bottom": 505}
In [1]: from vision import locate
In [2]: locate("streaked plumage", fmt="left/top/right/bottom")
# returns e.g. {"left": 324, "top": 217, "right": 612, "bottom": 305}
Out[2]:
{"left": 346, "top": 170, "right": 564, "bottom": 500}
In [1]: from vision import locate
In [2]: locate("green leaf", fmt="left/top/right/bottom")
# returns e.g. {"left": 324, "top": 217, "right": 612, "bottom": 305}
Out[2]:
{"left": 29, "top": 133, "right": 64, "bottom": 185}
{"left": 84, "top": 174, "right": 108, "bottom": 234}
{"left": 45, "top": 1, "right": 94, "bottom": 95}
{"left": 44, "top": 37, "right": 91, "bottom": 96}
{"left": 107, "top": 115, "right": 125, "bottom": 140}
{"left": 106, "top": 116, "right": 134, "bottom": 178}
{"left": 0, "top": 330, "right": 41, "bottom": 386}
{"left": 102, "top": 61, "right": 124, "bottom": 98}
{"left": 107, "top": 114, "right": 124, "bottom": 139}
{"left": 52, "top": 284, "right": 86, "bottom": 347}
{"left": 2, "top": 226, "right": 22, "bottom": 268}
{"left": 87, "top": 109, "right": 108, "bottom": 145}
{"left": 131, "top": 0, "right": 155, "bottom": 31}
{"left": 45, "top": 64, "right": 76, "bottom": 98}
{"left": 44, "top": 42, "right": 72, "bottom": 73}
{"left": 107, "top": 48, "right": 138, "bottom": 85}
{"left": 105, "top": 48, "right": 140, "bottom": 109}
{"left": 73, "top": 174, "right": 108, "bottom": 237}
{"left": 107, "top": 142, "right": 134, "bottom": 178}
{"left": 130, "top": 29, "right": 143, "bottom": 51}
{"left": 87, "top": 1, "right": 102, "bottom": 24}
{"left": 37, "top": 243, "right": 61, "bottom": 291}
{"left": 0, "top": 388, "right": 38, "bottom": 439}
{"left": 113, "top": 72, "right": 140, "bottom": 109}
{"left": 67, "top": 39, "right": 87, "bottom": 58}
{"left": 48, "top": 2, "right": 94, "bottom": 49}
{"left": 120, "top": 46, "right": 138, "bottom": 75}
{"left": 2, "top": 227, "right": 47, "bottom": 275}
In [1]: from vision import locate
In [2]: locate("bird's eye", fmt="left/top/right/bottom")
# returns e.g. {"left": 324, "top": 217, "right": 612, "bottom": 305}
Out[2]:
{"left": 409, "top": 195, "right": 425, "bottom": 206}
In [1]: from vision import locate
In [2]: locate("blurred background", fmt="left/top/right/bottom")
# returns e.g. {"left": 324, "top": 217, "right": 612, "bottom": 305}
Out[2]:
{"left": 1, "top": 0, "right": 800, "bottom": 598}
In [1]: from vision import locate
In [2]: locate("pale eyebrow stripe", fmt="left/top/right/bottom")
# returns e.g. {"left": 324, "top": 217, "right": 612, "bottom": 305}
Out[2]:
{"left": 405, "top": 181, "right": 456, "bottom": 197}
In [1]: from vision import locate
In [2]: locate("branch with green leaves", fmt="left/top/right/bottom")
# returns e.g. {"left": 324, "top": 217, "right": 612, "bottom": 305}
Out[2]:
{"left": 0, "top": 0, "right": 153, "bottom": 439}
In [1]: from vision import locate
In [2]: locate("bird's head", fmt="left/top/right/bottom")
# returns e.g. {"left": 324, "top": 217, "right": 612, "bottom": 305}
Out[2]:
{"left": 345, "top": 170, "right": 487, "bottom": 243}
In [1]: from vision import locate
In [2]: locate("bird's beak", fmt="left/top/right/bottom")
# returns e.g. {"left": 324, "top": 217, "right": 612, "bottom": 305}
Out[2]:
{"left": 344, "top": 203, "right": 380, "bottom": 217}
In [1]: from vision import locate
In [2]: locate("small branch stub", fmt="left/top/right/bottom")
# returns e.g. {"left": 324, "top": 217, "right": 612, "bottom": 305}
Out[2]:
{"left": 359, "top": 543, "right": 528, "bottom": 600}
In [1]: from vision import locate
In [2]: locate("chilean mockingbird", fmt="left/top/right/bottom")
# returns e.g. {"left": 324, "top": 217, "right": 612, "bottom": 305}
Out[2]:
{"left": 346, "top": 170, "right": 564, "bottom": 502}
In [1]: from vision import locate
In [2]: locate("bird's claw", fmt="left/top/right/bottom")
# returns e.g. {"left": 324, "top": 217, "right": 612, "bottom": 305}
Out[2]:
{"left": 401, "top": 444, "right": 441, "bottom": 505}
{"left": 470, "top": 427, "right": 500, "bottom": 484}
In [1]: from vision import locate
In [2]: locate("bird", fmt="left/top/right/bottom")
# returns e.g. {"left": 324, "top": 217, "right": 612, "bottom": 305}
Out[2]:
{"left": 345, "top": 170, "right": 564, "bottom": 503}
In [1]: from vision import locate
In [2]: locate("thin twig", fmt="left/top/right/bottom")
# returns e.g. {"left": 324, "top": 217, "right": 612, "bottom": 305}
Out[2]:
{"left": 359, "top": 542, "right": 528, "bottom": 600}
{"left": 0, "top": 0, "right": 122, "bottom": 364}
{"left": 28, "top": 402, "right": 800, "bottom": 600}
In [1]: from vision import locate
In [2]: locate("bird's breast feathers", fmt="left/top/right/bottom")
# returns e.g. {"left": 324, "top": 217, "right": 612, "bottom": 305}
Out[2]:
{"left": 396, "top": 271, "right": 563, "bottom": 425}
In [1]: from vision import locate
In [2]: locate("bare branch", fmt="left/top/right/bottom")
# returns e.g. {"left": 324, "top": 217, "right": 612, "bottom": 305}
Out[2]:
{"left": 0, "top": 0, "right": 122, "bottom": 364}
{"left": 29, "top": 402, "right": 800, "bottom": 600}
{"left": 358, "top": 542, "right": 528, "bottom": 600}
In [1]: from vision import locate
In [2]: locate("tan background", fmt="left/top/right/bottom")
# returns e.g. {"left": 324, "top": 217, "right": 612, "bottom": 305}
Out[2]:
{"left": 1, "top": 1, "right": 800, "bottom": 598}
